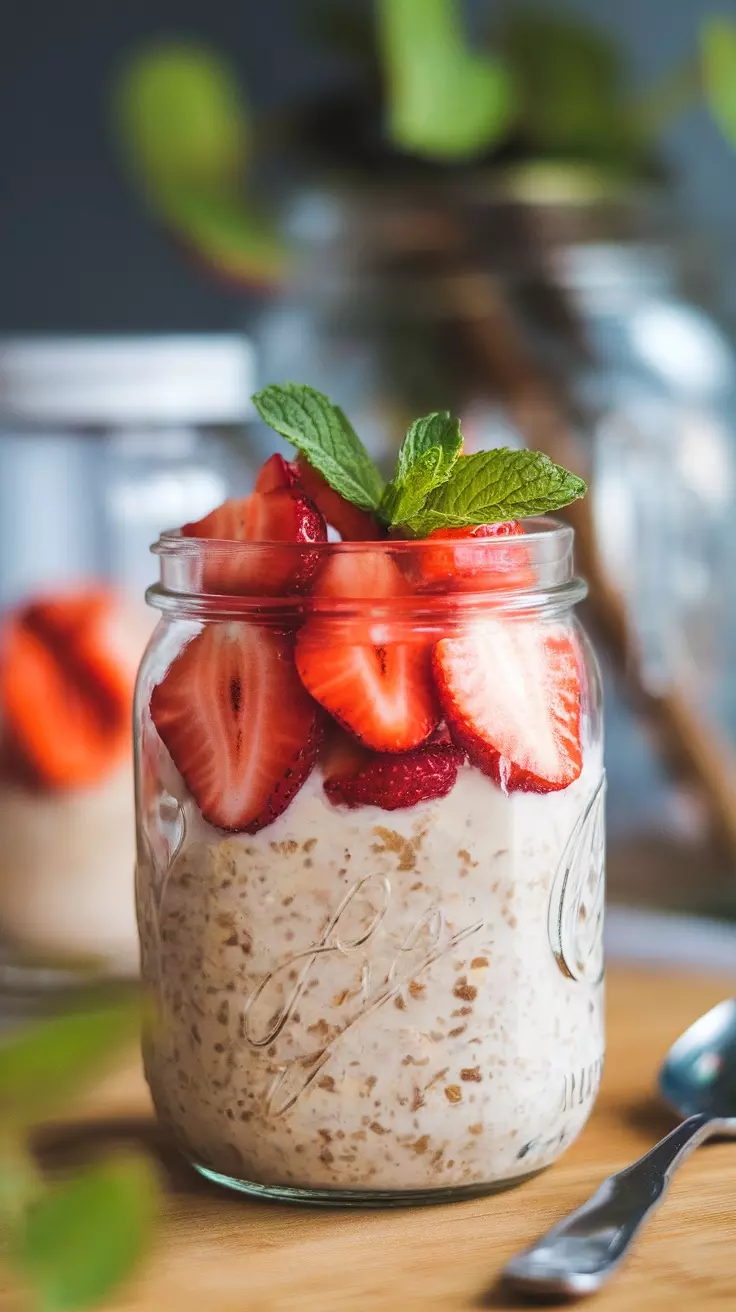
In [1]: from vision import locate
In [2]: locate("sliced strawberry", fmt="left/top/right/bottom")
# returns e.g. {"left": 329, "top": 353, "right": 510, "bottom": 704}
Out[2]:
{"left": 150, "top": 624, "right": 322, "bottom": 832}
{"left": 411, "top": 522, "right": 534, "bottom": 592}
{"left": 293, "top": 455, "right": 384, "bottom": 541}
{"left": 254, "top": 453, "right": 298, "bottom": 494}
{"left": 0, "top": 590, "right": 132, "bottom": 789}
{"left": 181, "top": 488, "right": 327, "bottom": 595}
{"left": 433, "top": 619, "right": 582, "bottom": 793}
{"left": 22, "top": 589, "right": 113, "bottom": 640}
{"left": 295, "top": 552, "right": 439, "bottom": 753}
{"left": 324, "top": 739, "right": 464, "bottom": 811}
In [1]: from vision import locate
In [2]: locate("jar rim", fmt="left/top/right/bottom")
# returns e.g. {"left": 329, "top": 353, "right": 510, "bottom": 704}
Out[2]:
{"left": 148, "top": 517, "right": 586, "bottom": 622}
{"left": 154, "top": 516, "right": 572, "bottom": 555}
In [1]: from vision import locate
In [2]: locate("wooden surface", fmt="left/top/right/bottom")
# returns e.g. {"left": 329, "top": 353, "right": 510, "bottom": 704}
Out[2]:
{"left": 17, "top": 968, "right": 736, "bottom": 1311}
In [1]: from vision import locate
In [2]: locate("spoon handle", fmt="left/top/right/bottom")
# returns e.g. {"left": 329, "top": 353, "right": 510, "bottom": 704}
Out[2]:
{"left": 503, "top": 1112, "right": 719, "bottom": 1298}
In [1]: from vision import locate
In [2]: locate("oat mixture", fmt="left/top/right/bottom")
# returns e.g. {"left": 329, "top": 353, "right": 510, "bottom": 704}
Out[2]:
{"left": 138, "top": 756, "right": 604, "bottom": 1195}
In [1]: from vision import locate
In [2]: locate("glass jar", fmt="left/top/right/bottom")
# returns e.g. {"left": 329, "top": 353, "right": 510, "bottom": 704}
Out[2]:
{"left": 0, "top": 335, "right": 256, "bottom": 979}
{"left": 135, "top": 522, "right": 605, "bottom": 1203}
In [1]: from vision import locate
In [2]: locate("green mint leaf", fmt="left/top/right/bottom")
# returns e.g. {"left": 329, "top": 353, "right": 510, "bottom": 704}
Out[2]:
{"left": 0, "top": 997, "right": 142, "bottom": 1129}
{"left": 403, "top": 448, "right": 586, "bottom": 534}
{"left": 381, "top": 411, "right": 462, "bottom": 525}
{"left": 394, "top": 411, "right": 462, "bottom": 485}
{"left": 380, "top": 446, "right": 444, "bottom": 526}
{"left": 252, "top": 383, "right": 385, "bottom": 512}
{"left": 15, "top": 1158, "right": 157, "bottom": 1312}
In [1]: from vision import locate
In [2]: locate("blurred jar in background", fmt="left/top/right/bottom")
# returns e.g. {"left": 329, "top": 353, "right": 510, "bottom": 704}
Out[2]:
{"left": 0, "top": 335, "right": 256, "bottom": 977}
{"left": 255, "top": 180, "right": 736, "bottom": 906}
{"left": 526, "top": 212, "right": 736, "bottom": 903}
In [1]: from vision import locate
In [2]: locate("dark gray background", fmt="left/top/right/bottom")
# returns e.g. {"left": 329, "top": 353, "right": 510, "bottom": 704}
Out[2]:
{"left": 2, "top": 0, "right": 735, "bottom": 332}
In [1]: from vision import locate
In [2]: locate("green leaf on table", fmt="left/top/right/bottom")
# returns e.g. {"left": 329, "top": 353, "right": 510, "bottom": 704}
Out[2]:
{"left": 402, "top": 448, "right": 587, "bottom": 535}
{"left": 380, "top": 411, "right": 462, "bottom": 525}
{"left": 500, "top": 10, "right": 641, "bottom": 168}
{"left": 377, "top": 0, "right": 515, "bottom": 160}
{"left": 702, "top": 18, "right": 736, "bottom": 149}
{"left": 0, "top": 996, "right": 142, "bottom": 1129}
{"left": 114, "top": 43, "right": 250, "bottom": 190}
{"left": 15, "top": 1158, "right": 157, "bottom": 1312}
{"left": 253, "top": 383, "right": 385, "bottom": 512}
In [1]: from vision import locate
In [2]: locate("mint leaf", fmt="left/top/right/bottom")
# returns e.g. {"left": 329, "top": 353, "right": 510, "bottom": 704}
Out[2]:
{"left": 394, "top": 411, "right": 462, "bottom": 485}
{"left": 380, "top": 447, "right": 444, "bottom": 526}
{"left": 253, "top": 383, "right": 384, "bottom": 512}
{"left": 381, "top": 411, "right": 462, "bottom": 525}
{"left": 16, "top": 1158, "right": 156, "bottom": 1312}
{"left": 403, "top": 448, "right": 586, "bottom": 534}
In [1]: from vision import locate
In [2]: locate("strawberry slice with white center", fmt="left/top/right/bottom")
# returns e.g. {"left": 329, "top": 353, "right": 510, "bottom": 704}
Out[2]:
{"left": 150, "top": 624, "right": 322, "bottom": 832}
{"left": 412, "top": 521, "right": 535, "bottom": 592}
{"left": 181, "top": 487, "right": 327, "bottom": 594}
{"left": 433, "top": 620, "right": 582, "bottom": 793}
{"left": 295, "top": 552, "right": 439, "bottom": 753}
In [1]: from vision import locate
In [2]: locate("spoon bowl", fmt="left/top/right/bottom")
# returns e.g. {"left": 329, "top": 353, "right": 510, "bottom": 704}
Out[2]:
{"left": 659, "top": 997, "right": 736, "bottom": 1121}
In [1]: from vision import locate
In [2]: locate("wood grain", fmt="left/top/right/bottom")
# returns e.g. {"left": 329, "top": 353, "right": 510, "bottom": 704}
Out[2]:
{"left": 10, "top": 967, "right": 736, "bottom": 1312}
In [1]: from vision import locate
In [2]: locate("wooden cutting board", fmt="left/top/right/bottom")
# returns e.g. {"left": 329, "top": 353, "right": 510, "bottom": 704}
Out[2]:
{"left": 19, "top": 968, "right": 736, "bottom": 1311}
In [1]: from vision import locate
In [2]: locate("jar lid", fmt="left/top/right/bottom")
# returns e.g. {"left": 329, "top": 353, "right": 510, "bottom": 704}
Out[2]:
{"left": 0, "top": 335, "right": 255, "bottom": 426}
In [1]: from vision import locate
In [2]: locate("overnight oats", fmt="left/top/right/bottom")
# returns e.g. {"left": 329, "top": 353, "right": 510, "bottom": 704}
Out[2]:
{"left": 0, "top": 586, "right": 145, "bottom": 974}
{"left": 136, "top": 384, "right": 605, "bottom": 1203}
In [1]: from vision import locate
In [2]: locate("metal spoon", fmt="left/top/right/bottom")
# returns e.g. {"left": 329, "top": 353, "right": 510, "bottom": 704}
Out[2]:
{"left": 503, "top": 997, "right": 736, "bottom": 1299}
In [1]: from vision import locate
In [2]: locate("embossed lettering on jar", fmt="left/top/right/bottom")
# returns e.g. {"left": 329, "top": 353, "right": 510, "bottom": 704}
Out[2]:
{"left": 135, "top": 522, "right": 605, "bottom": 1203}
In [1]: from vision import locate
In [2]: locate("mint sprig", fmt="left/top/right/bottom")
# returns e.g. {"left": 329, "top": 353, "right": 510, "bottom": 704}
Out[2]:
{"left": 253, "top": 382, "right": 586, "bottom": 534}
{"left": 252, "top": 383, "right": 385, "bottom": 512}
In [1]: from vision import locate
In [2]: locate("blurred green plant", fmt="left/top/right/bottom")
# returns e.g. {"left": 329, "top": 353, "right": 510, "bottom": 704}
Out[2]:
{"left": 0, "top": 995, "right": 157, "bottom": 1312}
{"left": 497, "top": 11, "right": 643, "bottom": 170}
{"left": 702, "top": 18, "right": 736, "bottom": 149}
{"left": 114, "top": 43, "right": 287, "bottom": 286}
{"left": 378, "top": 0, "right": 514, "bottom": 160}
{"left": 112, "top": 4, "right": 736, "bottom": 287}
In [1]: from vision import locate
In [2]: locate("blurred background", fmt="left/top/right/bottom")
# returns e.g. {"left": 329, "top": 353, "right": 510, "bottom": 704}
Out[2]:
{"left": 4, "top": 0, "right": 736, "bottom": 332}
{"left": 2, "top": 0, "right": 736, "bottom": 992}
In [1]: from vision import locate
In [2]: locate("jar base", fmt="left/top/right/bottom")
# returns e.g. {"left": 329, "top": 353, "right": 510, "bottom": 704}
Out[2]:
{"left": 193, "top": 1162, "right": 545, "bottom": 1208}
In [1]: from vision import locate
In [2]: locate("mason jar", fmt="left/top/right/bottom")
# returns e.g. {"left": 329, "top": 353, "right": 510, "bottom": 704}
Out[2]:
{"left": 136, "top": 521, "right": 605, "bottom": 1203}
{"left": 0, "top": 335, "right": 256, "bottom": 979}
